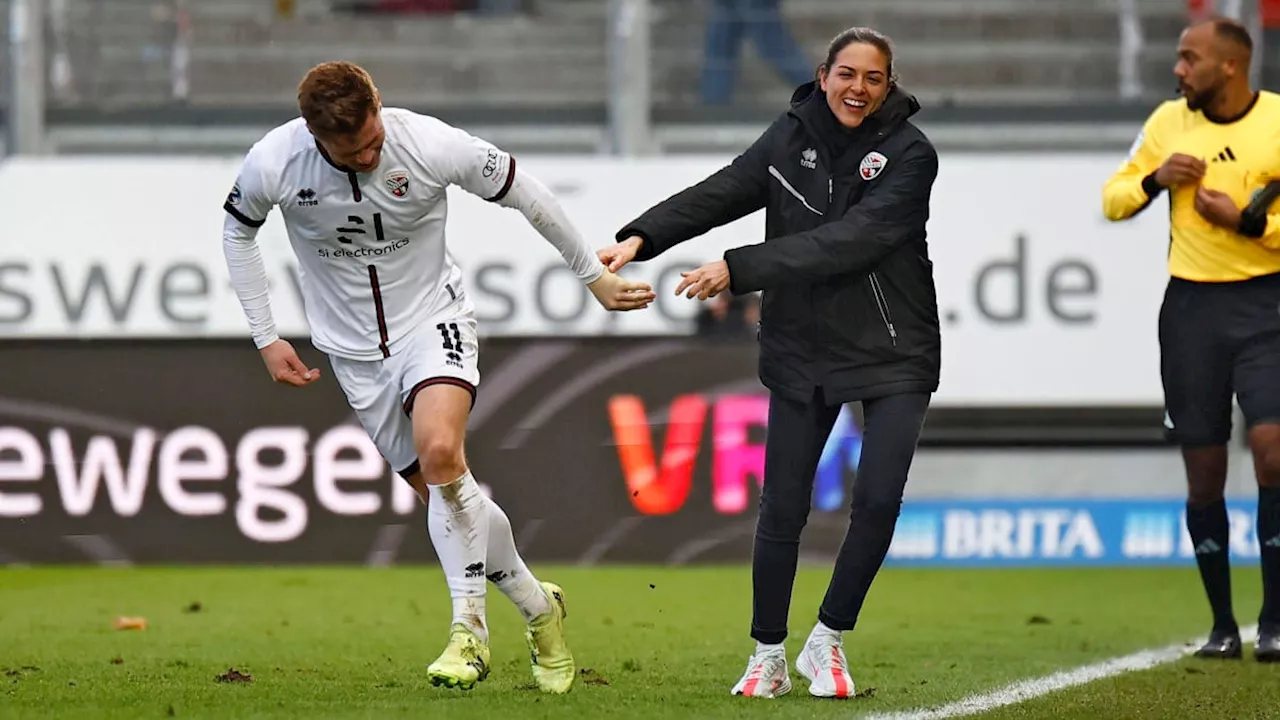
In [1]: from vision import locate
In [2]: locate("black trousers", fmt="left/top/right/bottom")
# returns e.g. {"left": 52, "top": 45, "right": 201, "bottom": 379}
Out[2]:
{"left": 750, "top": 388, "right": 930, "bottom": 644}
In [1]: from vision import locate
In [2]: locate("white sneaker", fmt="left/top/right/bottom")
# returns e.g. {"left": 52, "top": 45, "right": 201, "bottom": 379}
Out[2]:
{"left": 730, "top": 647, "right": 792, "bottom": 698}
{"left": 796, "top": 628, "right": 856, "bottom": 698}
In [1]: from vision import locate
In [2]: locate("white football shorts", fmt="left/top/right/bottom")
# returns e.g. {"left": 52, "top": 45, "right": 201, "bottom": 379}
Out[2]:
{"left": 327, "top": 313, "right": 480, "bottom": 477}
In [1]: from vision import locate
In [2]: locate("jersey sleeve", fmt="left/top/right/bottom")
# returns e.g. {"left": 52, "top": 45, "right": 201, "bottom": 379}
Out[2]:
{"left": 222, "top": 145, "right": 281, "bottom": 349}
{"left": 400, "top": 112, "right": 603, "bottom": 283}
{"left": 1102, "top": 104, "right": 1169, "bottom": 221}
{"left": 223, "top": 147, "right": 278, "bottom": 229}
{"left": 433, "top": 123, "right": 518, "bottom": 202}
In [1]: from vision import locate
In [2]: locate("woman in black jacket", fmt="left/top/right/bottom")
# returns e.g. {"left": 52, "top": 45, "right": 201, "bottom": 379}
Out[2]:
{"left": 599, "top": 27, "right": 941, "bottom": 699}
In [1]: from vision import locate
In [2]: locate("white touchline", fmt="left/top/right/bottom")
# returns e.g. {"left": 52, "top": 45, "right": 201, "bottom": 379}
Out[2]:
{"left": 862, "top": 625, "right": 1260, "bottom": 720}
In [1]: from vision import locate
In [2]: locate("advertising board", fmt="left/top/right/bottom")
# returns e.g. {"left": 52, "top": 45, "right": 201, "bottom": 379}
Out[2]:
{"left": 0, "top": 152, "right": 1174, "bottom": 405}
{"left": 0, "top": 337, "right": 1241, "bottom": 567}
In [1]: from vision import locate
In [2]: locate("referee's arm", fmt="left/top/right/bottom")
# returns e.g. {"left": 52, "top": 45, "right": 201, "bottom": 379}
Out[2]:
{"left": 1103, "top": 113, "right": 1168, "bottom": 222}
{"left": 1236, "top": 181, "right": 1280, "bottom": 248}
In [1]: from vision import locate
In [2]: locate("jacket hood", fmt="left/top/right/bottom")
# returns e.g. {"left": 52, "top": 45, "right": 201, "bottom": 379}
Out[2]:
{"left": 788, "top": 80, "right": 921, "bottom": 132}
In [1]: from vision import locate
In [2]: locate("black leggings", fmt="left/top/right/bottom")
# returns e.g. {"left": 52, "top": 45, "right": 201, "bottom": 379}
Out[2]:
{"left": 751, "top": 389, "right": 930, "bottom": 644}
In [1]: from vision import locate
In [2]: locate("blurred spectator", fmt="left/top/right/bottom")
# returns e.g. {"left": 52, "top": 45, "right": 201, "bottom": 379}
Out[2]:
{"left": 1188, "top": 0, "right": 1246, "bottom": 21}
{"left": 168, "top": 0, "right": 191, "bottom": 102}
{"left": 695, "top": 293, "right": 760, "bottom": 340}
{"left": 47, "top": 0, "right": 189, "bottom": 105}
{"left": 473, "top": 0, "right": 524, "bottom": 14}
{"left": 1263, "top": 0, "right": 1280, "bottom": 88}
{"left": 701, "top": 0, "right": 814, "bottom": 105}
{"left": 337, "top": 0, "right": 525, "bottom": 14}
{"left": 49, "top": 0, "right": 75, "bottom": 102}
{"left": 1117, "top": 0, "right": 1144, "bottom": 99}
{"left": 353, "top": 0, "right": 464, "bottom": 12}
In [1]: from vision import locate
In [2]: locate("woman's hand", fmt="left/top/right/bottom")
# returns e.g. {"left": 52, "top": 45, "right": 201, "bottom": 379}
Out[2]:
{"left": 597, "top": 236, "right": 645, "bottom": 272}
{"left": 675, "top": 260, "right": 731, "bottom": 300}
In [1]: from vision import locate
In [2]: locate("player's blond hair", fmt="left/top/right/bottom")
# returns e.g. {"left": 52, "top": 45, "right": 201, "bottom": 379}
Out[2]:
{"left": 297, "top": 61, "right": 382, "bottom": 138}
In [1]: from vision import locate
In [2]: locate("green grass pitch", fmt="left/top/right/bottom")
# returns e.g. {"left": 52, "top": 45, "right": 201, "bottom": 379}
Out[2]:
{"left": 2, "top": 565, "right": 1279, "bottom": 718}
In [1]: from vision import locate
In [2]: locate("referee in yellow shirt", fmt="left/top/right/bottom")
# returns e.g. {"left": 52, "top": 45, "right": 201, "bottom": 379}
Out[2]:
{"left": 1104, "top": 16, "right": 1280, "bottom": 663}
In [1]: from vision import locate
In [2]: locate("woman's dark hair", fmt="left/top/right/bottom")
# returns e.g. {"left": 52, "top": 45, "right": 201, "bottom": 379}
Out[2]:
{"left": 819, "top": 26, "right": 898, "bottom": 86}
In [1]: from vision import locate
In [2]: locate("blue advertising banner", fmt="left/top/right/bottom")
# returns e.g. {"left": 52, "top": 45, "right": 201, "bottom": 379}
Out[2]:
{"left": 886, "top": 499, "right": 1262, "bottom": 567}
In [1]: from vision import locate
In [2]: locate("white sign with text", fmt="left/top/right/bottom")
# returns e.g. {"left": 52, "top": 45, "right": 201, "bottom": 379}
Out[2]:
{"left": 0, "top": 153, "right": 1173, "bottom": 405}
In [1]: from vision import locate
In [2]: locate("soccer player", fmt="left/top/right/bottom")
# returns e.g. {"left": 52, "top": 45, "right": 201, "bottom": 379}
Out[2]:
{"left": 1103, "top": 17, "right": 1280, "bottom": 662}
{"left": 220, "top": 61, "right": 656, "bottom": 692}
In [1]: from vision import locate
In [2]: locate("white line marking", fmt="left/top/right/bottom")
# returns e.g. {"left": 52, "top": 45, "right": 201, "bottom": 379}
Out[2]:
{"left": 515, "top": 519, "right": 545, "bottom": 554}
{"left": 365, "top": 524, "right": 409, "bottom": 567}
{"left": 863, "top": 625, "right": 1260, "bottom": 720}
{"left": 577, "top": 516, "right": 645, "bottom": 566}
{"left": 666, "top": 520, "right": 757, "bottom": 565}
{"left": 62, "top": 534, "right": 133, "bottom": 567}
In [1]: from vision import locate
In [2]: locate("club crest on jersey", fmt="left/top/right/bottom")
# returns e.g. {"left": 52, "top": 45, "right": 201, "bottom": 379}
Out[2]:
{"left": 859, "top": 152, "right": 887, "bottom": 181}
{"left": 384, "top": 169, "right": 409, "bottom": 198}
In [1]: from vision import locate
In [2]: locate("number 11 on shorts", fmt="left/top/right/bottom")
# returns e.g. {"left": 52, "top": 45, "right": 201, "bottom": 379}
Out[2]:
{"left": 437, "top": 322, "right": 461, "bottom": 350}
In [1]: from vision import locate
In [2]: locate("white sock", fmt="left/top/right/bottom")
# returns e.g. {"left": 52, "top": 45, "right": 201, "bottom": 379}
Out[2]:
{"left": 810, "top": 621, "right": 842, "bottom": 643}
{"left": 427, "top": 471, "right": 490, "bottom": 643}
{"left": 483, "top": 494, "right": 552, "bottom": 622}
{"left": 755, "top": 641, "right": 785, "bottom": 656}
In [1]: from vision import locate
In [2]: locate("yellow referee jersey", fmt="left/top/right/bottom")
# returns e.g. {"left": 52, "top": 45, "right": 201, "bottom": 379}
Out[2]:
{"left": 1103, "top": 91, "right": 1280, "bottom": 282}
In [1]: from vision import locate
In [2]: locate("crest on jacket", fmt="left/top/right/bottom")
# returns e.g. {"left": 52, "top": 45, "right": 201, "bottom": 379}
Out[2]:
{"left": 859, "top": 152, "right": 887, "bottom": 181}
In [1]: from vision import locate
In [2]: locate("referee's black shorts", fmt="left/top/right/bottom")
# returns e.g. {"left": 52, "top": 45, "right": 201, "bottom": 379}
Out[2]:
{"left": 1160, "top": 271, "right": 1280, "bottom": 446}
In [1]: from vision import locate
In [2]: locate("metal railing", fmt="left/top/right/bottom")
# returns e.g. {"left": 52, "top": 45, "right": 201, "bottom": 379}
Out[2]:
{"left": 0, "top": 0, "right": 9, "bottom": 156}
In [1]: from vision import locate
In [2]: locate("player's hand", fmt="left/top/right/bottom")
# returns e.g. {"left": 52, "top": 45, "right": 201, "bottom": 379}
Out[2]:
{"left": 1155, "top": 153, "right": 1206, "bottom": 188}
{"left": 260, "top": 339, "right": 321, "bottom": 387}
{"left": 598, "top": 236, "right": 644, "bottom": 272}
{"left": 1194, "top": 185, "right": 1243, "bottom": 230}
{"left": 587, "top": 270, "right": 656, "bottom": 311}
{"left": 675, "top": 260, "right": 731, "bottom": 300}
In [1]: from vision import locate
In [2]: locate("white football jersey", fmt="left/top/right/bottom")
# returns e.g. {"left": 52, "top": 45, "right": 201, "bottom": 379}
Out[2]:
{"left": 222, "top": 108, "right": 515, "bottom": 361}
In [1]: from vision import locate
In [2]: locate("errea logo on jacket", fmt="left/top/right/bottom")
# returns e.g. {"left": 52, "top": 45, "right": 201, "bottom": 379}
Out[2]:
{"left": 800, "top": 148, "right": 817, "bottom": 169}
{"left": 860, "top": 152, "right": 888, "bottom": 181}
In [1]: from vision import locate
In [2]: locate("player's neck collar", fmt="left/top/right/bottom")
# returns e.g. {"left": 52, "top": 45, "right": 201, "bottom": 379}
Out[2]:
{"left": 314, "top": 139, "right": 356, "bottom": 174}
{"left": 1204, "top": 90, "right": 1260, "bottom": 125}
